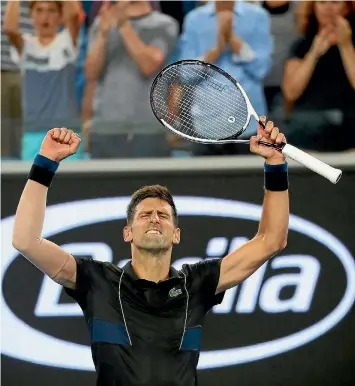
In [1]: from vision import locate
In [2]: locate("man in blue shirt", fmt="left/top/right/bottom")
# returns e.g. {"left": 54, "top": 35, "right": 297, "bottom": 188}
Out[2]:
{"left": 179, "top": 0, "right": 273, "bottom": 155}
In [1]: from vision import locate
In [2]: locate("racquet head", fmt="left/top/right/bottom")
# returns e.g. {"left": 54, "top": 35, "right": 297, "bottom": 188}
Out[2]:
{"left": 150, "top": 60, "right": 343, "bottom": 184}
{"left": 150, "top": 59, "right": 258, "bottom": 144}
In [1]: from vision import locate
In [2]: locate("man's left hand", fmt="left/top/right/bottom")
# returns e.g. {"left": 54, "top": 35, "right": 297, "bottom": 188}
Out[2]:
{"left": 250, "top": 116, "right": 286, "bottom": 164}
{"left": 219, "top": 11, "right": 244, "bottom": 54}
{"left": 112, "top": 0, "right": 131, "bottom": 28}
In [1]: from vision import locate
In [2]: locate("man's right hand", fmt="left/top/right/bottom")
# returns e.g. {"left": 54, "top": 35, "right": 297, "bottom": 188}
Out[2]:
{"left": 40, "top": 128, "right": 81, "bottom": 162}
{"left": 218, "top": 11, "right": 233, "bottom": 40}
{"left": 99, "top": 2, "right": 115, "bottom": 36}
{"left": 111, "top": 0, "right": 131, "bottom": 29}
{"left": 203, "top": 11, "right": 233, "bottom": 63}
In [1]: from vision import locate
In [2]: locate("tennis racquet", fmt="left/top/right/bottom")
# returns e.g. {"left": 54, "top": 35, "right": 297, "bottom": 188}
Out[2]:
{"left": 150, "top": 59, "right": 342, "bottom": 184}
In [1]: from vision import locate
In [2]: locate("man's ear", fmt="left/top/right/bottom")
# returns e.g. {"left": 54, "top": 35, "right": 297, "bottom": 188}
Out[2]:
{"left": 123, "top": 225, "right": 133, "bottom": 243}
{"left": 173, "top": 227, "right": 181, "bottom": 245}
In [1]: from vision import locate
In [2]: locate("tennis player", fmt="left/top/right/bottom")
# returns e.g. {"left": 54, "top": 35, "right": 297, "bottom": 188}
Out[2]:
{"left": 12, "top": 117, "right": 289, "bottom": 386}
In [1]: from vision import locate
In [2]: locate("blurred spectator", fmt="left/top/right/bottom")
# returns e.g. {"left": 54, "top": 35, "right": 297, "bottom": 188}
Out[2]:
{"left": 178, "top": 0, "right": 272, "bottom": 156}
{"left": 282, "top": 1, "right": 355, "bottom": 152}
{"left": 159, "top": 1, "right": 197, "bottom": 32}
{"left": 75, "top": 19, "right": 88, "bottom": 116}
{"left": 4, "top": 1, "right": 81, "bottom": 160}
{"left": 262, "top": 1, "right": 298, "bottom": 122}
{"left": 81, "top": 0, "right": 104, "bottom": 29}
{"left": 84, "top": 1, "right": 179, "bottom": 158}
{"left": 1, "top": 1, "right": 33, "bottom": 159}
{"left": 75, "top": 3, "right": 93, "bottom": 120}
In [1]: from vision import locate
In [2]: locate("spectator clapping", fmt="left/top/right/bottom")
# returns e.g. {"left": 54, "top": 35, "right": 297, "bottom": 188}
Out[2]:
{"left": 282, "top": 1, "right": 355, "bottom": 151}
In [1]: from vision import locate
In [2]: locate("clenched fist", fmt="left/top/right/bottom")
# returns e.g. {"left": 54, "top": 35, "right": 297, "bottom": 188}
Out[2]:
{"left": 40, "top": 128, "right": 81, "bottom": 162}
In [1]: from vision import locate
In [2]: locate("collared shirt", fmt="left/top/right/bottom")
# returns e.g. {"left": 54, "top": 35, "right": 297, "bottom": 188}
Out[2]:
{"left": 65, "top": 257, "right": 225, "bottom": 386}
{"left": 178, "top": 1, "right": 273, "bottom": 137}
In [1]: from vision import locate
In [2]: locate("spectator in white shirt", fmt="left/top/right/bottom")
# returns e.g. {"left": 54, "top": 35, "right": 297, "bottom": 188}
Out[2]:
{"left": 4, "top": 1, "right": 81, "bottom": 160}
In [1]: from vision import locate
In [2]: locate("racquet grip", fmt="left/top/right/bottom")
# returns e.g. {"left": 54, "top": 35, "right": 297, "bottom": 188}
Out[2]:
{"left": 281, "top": 144, "right": 342, "bottom": 184}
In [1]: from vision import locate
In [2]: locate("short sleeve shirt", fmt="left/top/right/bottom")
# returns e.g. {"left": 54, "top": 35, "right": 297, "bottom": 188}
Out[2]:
{"left": 10, "top": 29, "right": 80, "bottom": 132}
{"left": 65, "top": 258, "right": 225, "bottom": 386}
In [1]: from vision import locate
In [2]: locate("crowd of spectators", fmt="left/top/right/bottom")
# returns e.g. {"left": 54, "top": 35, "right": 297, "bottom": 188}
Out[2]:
{"left": 1, "top": 0, "right": 355, "bottom": 160}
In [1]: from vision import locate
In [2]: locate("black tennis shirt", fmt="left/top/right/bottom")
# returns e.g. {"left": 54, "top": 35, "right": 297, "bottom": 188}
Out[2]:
{"left": 65, "top": 257, "right": 225, "bottom": 386}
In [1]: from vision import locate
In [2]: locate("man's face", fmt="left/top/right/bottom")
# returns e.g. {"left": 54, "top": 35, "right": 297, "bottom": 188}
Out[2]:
{"left": 124, "top": 198, "right": 180, "bottom": 254}
{"left": 30, "top": 2, "right": 62, "bottom": 38}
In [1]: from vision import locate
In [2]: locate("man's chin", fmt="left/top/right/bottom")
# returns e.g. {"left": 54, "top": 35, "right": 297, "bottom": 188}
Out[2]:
{"left": 138, "top": 242, "right": 170, "bottom": 254}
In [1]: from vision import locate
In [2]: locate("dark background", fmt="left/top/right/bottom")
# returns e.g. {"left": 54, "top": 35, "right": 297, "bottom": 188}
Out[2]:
{"left": 1, "top": 166, "right": 355, "bottom": 386}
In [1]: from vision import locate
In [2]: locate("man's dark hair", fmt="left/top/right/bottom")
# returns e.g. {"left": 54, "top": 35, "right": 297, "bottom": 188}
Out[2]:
{"left": 127, "top": 185, "right": 178, "bottom": 226}
{"left": 29, "top": 1, "right": 63, "bottom": 12}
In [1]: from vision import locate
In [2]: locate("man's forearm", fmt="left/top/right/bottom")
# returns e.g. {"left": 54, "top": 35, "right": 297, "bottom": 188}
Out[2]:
{"left": 62, "top": 0, "right": 80, "bottom": 42}
{"left": 119, "top": 21, "right": 164, "bottom": 76}
{"left": 63, "top": 0, "right": 81, "bottom": 21}
{"left": 4, "top": 1, "right": 20, "bottom": 33}
{"left": 12, "top": 157, "right": 77, "bottom": 286}
{"left": 216, "top": 165, "right": 289, "bottom": 293}
{"left": 84, "top": 32, "right": 109, "bottom": 81}
{"left": 229, "top": 34, "right": 242, "bottom": 54}
{"left": 258, "top": 190, "right": 289, "bottom": 250}
{"left": 202, "top": 47, "right": 223, "bottom": 63}
{"left": 257, "top": 163, "right": 289, "bottom": 250}
{"left": 339, "top": 42, "right": 355, "bottom": 89}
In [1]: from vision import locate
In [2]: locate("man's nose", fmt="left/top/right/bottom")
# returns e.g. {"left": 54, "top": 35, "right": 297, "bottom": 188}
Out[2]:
{"left": 149, "top": 212, "right": 160, "bottom": 223}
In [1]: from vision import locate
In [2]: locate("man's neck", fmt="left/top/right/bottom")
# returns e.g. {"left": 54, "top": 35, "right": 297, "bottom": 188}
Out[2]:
{"left": 131, "top": 250, "right": 171, "bottom": 283}
{"left": 215, "top": 0, "right": 235, "bottom": 13}
{"left": 36, "top": 33, "right": 57, "bottom": 46}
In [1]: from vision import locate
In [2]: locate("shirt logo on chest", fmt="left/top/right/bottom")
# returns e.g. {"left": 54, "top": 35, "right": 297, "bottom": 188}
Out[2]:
{"left": 169, "top": 287, "right": 182, "bottom": 298}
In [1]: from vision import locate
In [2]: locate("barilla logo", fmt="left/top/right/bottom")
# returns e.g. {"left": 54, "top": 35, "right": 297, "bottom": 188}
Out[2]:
{"left": 1, "top": 197, "right": 354, "bottom": 371}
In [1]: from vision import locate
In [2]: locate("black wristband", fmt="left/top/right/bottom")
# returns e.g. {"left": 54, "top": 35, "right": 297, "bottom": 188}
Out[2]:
{"left": 28, "top": 154, "right": 59, "bottom": 187}
{"left": 28, "top": 164, "right": 55, "bottom": 187}
{"left": 264, "top": 162, "right": 289, "bottom": 191}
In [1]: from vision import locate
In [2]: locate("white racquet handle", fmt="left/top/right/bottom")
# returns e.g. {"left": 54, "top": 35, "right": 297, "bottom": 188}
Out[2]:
{"left": 282, "top": 144, "right": 342, "bottom": 184}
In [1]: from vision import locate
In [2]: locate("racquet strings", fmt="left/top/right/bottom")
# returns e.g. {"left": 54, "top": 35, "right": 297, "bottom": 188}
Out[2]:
{"left": 151, "top": 62, "right": 249, "bottom": 140}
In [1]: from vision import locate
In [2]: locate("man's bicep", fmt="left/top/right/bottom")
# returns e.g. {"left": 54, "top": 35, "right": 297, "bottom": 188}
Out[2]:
{"left": 217, "top": 237, "right": 274, "bottom": 293}
{"left": 19, "top": 238, "right": 77, "bottom": 288}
